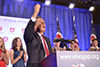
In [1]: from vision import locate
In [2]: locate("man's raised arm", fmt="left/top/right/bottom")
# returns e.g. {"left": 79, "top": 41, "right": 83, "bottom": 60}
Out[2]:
{"left": 24, "top": 4, "right": 41, "bottom": 41}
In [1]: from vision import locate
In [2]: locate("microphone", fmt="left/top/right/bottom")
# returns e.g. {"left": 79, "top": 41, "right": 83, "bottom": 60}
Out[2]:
{"left": 63, "top": 39, "right": 73, "bottom": 43}
{"left": 53, "top": 38, "right": 73, "bottom": 43}
{"left": 53, "top": 38, "right": 63, "bottom": 42}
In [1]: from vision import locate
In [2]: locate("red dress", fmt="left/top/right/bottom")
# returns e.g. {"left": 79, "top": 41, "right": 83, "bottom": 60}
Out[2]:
{"left": 0, "top": 49, "right": 6, "bottom": 67}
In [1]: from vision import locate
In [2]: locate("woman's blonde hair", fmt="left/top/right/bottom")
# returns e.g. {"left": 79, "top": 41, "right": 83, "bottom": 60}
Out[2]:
{"left": 0, "top": 37, "right": 5, "bottom": 53}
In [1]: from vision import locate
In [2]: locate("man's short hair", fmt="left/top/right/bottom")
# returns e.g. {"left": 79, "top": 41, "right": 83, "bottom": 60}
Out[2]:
{"left": 92, "top": 38, "right": 98, "bottom": 43}
{"left": 36, "top": 16, "right": 41, "bottom": 19}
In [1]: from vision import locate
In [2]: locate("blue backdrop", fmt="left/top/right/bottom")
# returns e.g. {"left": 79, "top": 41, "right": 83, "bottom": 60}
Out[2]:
{"left": 0, "top": 0, "right": 93, "bottom": 51}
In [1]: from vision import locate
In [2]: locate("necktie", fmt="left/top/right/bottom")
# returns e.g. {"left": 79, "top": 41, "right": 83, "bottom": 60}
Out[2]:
{"left": 42, "top": 35, "right": 50, "bottom": 56}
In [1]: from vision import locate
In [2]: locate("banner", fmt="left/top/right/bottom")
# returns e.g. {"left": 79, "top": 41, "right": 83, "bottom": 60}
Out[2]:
{"left": 0, "top": 16, "right": 29, "bottom": 67}
{"left": 57, "top": 51, "right": 100, "bottom": 67}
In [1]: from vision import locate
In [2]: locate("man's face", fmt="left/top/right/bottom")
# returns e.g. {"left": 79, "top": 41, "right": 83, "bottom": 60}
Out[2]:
{"left": 37, "top": 18, "right": 45, "bottom": 33}
{"left": 71, "top": 41, "right": 75, "bottom": 47}
{"left": 93, "top": 40, "right": 98, "bottom": 46}
{"left": 53, "top": 42, "right": 60, "bottom": 47}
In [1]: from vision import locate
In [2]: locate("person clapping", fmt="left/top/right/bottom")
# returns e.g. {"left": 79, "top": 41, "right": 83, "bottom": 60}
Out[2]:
{"left": 10, "top": 37, "right": 27, "bottom": 67}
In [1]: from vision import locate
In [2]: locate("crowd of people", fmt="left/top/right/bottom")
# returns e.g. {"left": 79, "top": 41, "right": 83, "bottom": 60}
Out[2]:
{"left": 0, "top": 4, "right": 100, "bottom": 67}
{"left": 0, "top": 36, "right": 99, "bottom": 67}
{"left": 0, "top": 37, "right": 27, "bottom": 67}
{"left": 52, "top": 38, "right": 100, "bottom": 53}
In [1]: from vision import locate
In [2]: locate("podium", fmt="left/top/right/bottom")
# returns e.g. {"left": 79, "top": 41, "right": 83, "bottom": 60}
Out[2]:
{"left": 40, "top": 51, "right": 100, "bottom": 67}
{"left": 40, "top": 53, "right": 57, "bottom": 67}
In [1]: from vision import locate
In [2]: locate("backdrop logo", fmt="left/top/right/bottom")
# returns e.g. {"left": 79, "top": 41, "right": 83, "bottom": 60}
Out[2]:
{"left": 3, "top": 37, "right": 8, "bottom": 42}
{"left": 0, "top": 26, "right": 2, "bottom": 31}
{"left": 10, "top": 28, "right": 15, "bottom": 33}
{"left": 72, "top": 64, "right": 85, "bottom": 67}
{"left": 22, "top": 28, "right": 25, "bottom": 33}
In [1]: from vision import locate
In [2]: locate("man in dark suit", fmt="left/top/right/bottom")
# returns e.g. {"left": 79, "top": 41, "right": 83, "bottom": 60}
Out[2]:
{"left": 24, "top": 4, "right": 52, "bottom": 67}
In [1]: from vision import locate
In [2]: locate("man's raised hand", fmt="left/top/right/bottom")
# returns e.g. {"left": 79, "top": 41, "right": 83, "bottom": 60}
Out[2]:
{"left": 33, "top": 4, "right": 41, "bottom": 18}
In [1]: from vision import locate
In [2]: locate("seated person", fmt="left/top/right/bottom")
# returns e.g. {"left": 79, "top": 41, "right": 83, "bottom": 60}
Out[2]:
{"left": 52, "top": 38, "right": 66, "bottom": 53}
{"left": 89, "top": 39, "right": 100, "bottom": 51}
{"left": 68, "top": 40, "right": 80, "bottom": 51}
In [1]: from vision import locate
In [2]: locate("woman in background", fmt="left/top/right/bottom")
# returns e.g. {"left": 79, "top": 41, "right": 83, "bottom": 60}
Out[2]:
{"left": 0, "top": 37, "right": 9, "bottom": 67}
{"left": 10, "top": 37, "right": 27, "bottom": 67}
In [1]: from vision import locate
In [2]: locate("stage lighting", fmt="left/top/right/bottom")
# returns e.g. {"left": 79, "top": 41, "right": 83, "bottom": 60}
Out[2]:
{"left": 45, "top": 0, "right": 51, "bottom": 5}
{"left": 69, "top": 3, "right": 75, "bottom": 9}
{"left": 89, "top": 6, "right": 94, "bottom": 11}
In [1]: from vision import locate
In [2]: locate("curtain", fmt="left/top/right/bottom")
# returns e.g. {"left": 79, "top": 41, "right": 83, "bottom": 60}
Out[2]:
{"left": 0, "top": 0, "right": 92, "bottom": 51}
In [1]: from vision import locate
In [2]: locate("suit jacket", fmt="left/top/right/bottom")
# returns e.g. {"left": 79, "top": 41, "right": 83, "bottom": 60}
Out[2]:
{"left": 24, "top": 19, "right": 52, "bottom": 64}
